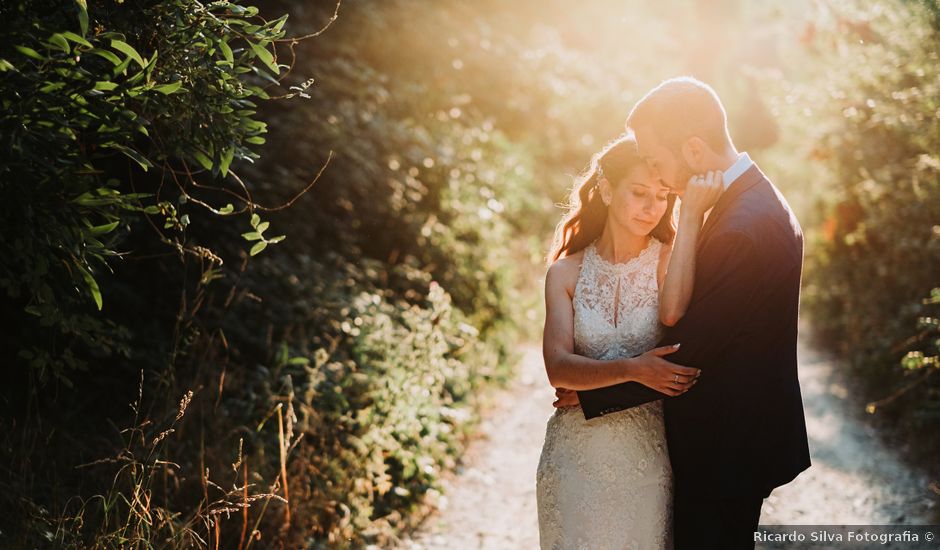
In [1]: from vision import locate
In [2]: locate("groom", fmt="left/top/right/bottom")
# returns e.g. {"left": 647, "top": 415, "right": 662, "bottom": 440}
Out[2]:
{"left": 556, "top": 77, "right": 811, "bottom": 549}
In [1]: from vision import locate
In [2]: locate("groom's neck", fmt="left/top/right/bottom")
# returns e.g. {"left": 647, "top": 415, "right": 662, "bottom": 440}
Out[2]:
{"left": 713, "top": 145, "right": 741, "bottom": 172}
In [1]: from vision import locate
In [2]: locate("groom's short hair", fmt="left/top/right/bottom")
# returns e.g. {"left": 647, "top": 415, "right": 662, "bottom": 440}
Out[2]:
{"left": 626, "top": 76, "right": 733, "bottom": 154}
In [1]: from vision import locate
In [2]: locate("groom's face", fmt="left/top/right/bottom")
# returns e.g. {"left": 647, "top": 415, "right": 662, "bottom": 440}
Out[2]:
{"left": 632, "top": 125, "right": 694, "bottom": 196}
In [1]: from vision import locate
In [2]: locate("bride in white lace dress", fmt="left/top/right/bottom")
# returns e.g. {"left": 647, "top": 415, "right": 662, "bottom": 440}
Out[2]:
{"left": 536, "top": 133, "right": 721, "bottom": 549}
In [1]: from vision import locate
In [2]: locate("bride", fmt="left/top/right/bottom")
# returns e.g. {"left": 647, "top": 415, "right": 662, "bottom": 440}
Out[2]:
{"left": 536, "top": 132, "right": 721, "bottom": 549}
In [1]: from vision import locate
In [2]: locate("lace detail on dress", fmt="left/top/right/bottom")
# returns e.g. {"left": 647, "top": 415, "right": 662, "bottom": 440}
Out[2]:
{"left": 536, "top": 237, "right": 673, "bottom": 549}
{"left": 573, "top": 238, "right": 664, "bottom": 362}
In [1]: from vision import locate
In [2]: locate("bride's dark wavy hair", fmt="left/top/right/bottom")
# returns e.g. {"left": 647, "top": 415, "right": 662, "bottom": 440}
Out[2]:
{"left": 546, "top": 133, "right": 677, "bottom": 266}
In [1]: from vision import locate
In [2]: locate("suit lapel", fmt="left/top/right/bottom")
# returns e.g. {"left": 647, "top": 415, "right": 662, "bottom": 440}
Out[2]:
{"left": 697, "top": 164, "right": 765, "bottom": 246}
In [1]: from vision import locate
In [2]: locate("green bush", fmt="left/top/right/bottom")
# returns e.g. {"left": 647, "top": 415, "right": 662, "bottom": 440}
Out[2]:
{"left": 781, "top": 0, "right": 940, "bottom": 421}
{"left": 0, "top": 0, "right": 541, "bottom": 547}
{"left": 897, "top": 287, "right": 940, "bottom": 389}
{"left": 234, "top": 256, "right": 510, "bottom": 547}
{"left": 204, "top": 4, "right": 549, "bottom": 541}
{"left": 0, "top": 0, "right": 289, "bottom": 382}
{"left": 0, "top": 0, "right": 320, "bottom": 546}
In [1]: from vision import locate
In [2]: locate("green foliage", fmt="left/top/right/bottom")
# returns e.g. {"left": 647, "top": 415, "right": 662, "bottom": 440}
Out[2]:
{"left": 203, "top": 2, "right": 573, "bottom": 543}
{"left": 895, "top": 288, "right": 940, "bottom": 413}
{"left": 1, "top": 0, "right": 540, "bottom": 546}
{"left": 0, "top": 0, "right": 288, "bottom": 381}
{"left": 902, "top": 289, "right": 940, "bottom": 372}
{"left": 242, "top": 212, "right": 286, "bottom": 256}
{"left": 785, "top": 0, "right": 940, "bottom": 417}
{"left": 0, "top": 0, "right": 324, "bottom": 547}
{"left": 242, "top": 260, "right": 511, "bottom": 547}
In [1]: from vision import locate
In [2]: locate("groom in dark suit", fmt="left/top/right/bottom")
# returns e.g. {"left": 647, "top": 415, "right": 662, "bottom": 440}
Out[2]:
{"left": 567, "top": 77, "right": 811, "bottom": 549}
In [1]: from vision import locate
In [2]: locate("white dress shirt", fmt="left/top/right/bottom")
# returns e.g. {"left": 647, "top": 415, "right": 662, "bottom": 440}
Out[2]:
{"left": 721, "top": 152, "right": 754, "bottom": 190}
{"left": 697, "top": 152, "right": 754, "bottom": 224}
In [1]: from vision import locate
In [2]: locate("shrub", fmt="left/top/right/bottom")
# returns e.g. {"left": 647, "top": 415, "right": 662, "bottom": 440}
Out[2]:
{"left": 790, "top": 0, "right": 940, "bottom": 396}
{"left": 0, "top": 0, "right": 291, "bottom": 382}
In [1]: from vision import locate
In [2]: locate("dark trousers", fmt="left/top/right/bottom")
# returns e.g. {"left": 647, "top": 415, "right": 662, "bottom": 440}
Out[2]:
{"left": 673, "top": 488, "right": 764, "bottom": 550}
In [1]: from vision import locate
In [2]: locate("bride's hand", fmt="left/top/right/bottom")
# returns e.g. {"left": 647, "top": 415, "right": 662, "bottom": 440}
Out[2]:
{"left": 681, "top": 170, "right": 723, "bottom": 220}
{"left": 632, "top": 344, "right": 701, "bottom": 396}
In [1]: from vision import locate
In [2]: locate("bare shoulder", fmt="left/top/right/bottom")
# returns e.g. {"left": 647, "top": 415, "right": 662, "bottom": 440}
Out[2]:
{"left": 546, "top": 249, "right": 586, "bottom": 298}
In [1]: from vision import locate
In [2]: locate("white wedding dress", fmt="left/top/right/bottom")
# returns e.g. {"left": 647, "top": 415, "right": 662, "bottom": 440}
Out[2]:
{"left": 536, "top": 237, "right": 673, "bottom": 550}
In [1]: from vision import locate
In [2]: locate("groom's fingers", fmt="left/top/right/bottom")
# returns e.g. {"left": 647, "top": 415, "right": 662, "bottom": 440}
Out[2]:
{"left": 668, "top": 383, "right": 695, "bottom": 394}
{"left": 553, "top": 392, "right": 578, "bottom": 408}
{"left": 669, "top": 379, "right": 694, "bottom": 391}
{"left": 672, "top": 365, "right": 701, "bottom": 377}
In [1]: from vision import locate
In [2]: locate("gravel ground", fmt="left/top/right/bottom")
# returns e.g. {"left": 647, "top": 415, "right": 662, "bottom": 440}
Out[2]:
{"left": 398, "top": 335, "right": 937, "bottom": 550}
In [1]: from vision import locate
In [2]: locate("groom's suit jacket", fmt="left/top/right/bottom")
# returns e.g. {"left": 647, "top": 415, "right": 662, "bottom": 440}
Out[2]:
{"left": 577, "top": 163, "right": 811, "bottom": 499}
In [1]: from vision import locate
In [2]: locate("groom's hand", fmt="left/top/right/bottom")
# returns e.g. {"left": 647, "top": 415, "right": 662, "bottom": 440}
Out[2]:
{"left": 681, "top": 170, "right": 723, "bottom": 219}
{"left": 553, "top": 387, "right": 580, "bottom": 409}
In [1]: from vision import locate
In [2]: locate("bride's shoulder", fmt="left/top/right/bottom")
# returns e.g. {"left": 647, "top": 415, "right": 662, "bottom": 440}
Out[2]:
{"left": 546, "top": 248, "right": 587, "bottom": 296}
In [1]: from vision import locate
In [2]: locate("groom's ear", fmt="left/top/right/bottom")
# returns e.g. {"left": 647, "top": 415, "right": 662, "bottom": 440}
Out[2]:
{"left": 680, "top": 136, "right": 708, "bottom": 170}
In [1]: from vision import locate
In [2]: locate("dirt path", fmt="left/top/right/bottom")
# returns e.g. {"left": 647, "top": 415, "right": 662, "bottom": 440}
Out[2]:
{"left": 398, "top": 336, "right": 936, "bottom": 549}
{"left": 762, "top": 339, "right": 935, "bottom": 525}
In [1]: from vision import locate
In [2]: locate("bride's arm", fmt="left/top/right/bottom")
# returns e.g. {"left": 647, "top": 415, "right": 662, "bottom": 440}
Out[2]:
{"left": 659, "top": 210, "right": 703, "bottom": 326}
{"left": 659, "top": 171, "right": 724, "bottom": 327}
{"left": 543, "top": 258, "right": 699, "bottom": 392}
{"left": 542, "top": 259, "right": 638, "bottom": 390}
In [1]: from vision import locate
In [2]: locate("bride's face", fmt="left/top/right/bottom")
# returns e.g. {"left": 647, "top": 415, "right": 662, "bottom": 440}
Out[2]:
{"left": 606, "top": 164, "right": 671, "bottom": 237}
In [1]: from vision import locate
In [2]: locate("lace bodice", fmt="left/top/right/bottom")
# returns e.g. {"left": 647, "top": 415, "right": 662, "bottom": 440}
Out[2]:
{"left": 573, "top": 237, "right": 665, "bottom": 361}
{"left": 536, "top": 236, "right": 673, "bottom": 549}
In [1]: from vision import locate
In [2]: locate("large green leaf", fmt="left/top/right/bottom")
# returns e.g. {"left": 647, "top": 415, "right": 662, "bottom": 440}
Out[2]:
{"left": 15, "top": 45, "right": 44, "bottom": 61}
{"left": 105, "top": 144, "right": 152, "bottom": 171}
{"left": 93, "top": 81, "right": 118, "bottom": 91}
{"left": 192, "top": 150, "right": 213, "bottom": 171}
{"left": 248, "top": 41, "right": 279, "bottom": 76}
{"left": 77, "top": 264, "right": 102, "bottom": 310}
{"left": 89, "top": 48, "right": 122, "bottom": 66}
{"left": 61, "top": 30, "right": 92, "bottom": 48}
{"left": 48, "top": 33, "right": 71, "bottom": 53}
{"left": 88, "top": 220, "right": 120, "bottom": 235}
{"left": 152, "top": 80, "right": 182, "bottom": 94}
{"left": 219, "top": 147, "right": 234, "bottom": 177}
{"left": 110, "top": 39, "right": 145, "bottom": 67}
{"left": 75, "top": 0, "right": 88, "bottom": 37}
{"left": 249, "top": 240, "right": 267, "bottom": 256}
{"left": 219, "top": 39, "right": 234, "bottom": 65}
